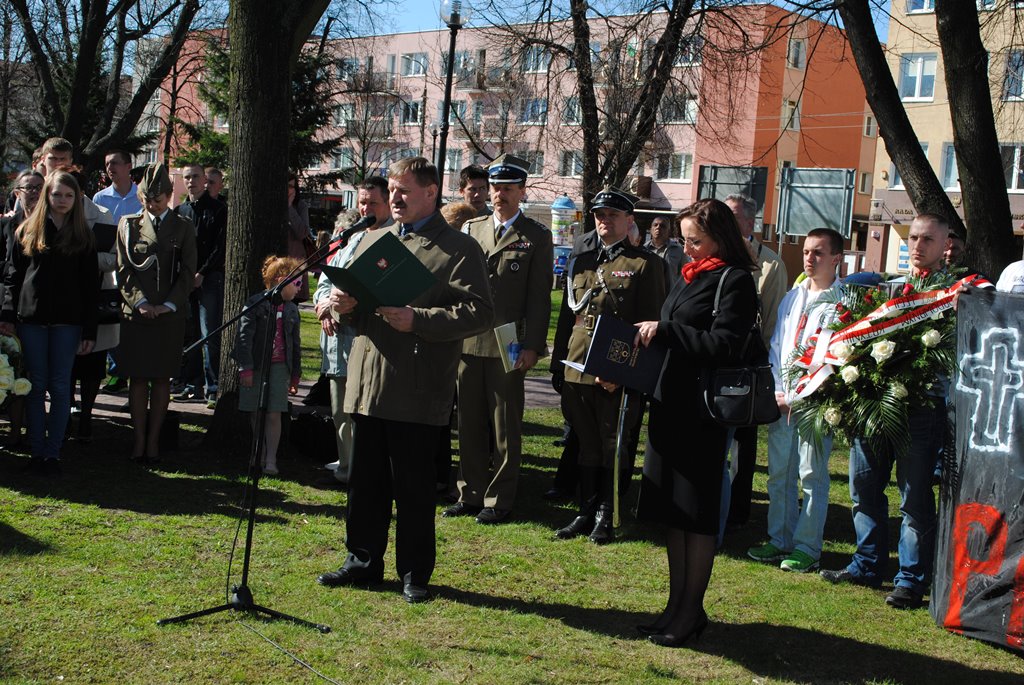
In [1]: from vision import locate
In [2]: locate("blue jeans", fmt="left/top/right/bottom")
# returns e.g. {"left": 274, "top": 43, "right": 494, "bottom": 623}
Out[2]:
{"left": 197, "top": 271, "right": 224, "bottom": 395}
{"left": 766, "top": 416, "right": 833, "bottom": 559}
{"left": 846, "top": 404, "right": 945, "bottom": 594}
{"left": 17, "top": 323, "right": 81, "bottom": 459}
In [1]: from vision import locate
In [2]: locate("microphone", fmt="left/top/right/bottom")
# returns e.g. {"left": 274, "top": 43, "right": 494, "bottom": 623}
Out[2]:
{"left": 334, "top": 214, "right": 377, "bottom": 244}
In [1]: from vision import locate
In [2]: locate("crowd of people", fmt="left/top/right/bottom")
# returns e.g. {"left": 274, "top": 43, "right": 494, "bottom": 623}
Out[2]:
{"left": 4, "top": 137, "right": 1024, "bottom": 645}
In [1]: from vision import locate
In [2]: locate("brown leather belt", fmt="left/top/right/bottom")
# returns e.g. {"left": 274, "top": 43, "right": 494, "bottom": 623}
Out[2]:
{"left": 575, "top": 314, "right": 596, "bottom": 330}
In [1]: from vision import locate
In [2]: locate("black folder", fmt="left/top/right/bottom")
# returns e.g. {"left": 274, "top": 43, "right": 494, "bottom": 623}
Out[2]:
{"left": 320, "top": 231, "right": 436, "bottom": 314}
{"left": 562, "top": 314, "right": 668, "bottom": 395}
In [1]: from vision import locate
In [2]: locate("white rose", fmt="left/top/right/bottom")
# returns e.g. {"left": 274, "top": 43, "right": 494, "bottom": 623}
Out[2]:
{"left": 891, "top": 382, "right": 908, "bottom": 400}
{"left": 0, "top": 388, "right": 8, "bottom": 405}
{"left": 832, "top": 342, "right": 852, "bottom": 363}
{"left": 870, "top": 340, "right": 897, "bottom": 364}
{"left": 12, "top": 377, "right": 31, "bottom": 396}
{"left": 0, "top": 374, "right": 13, "bottom": 391}
{"left": 840, "top": 365, "right": 860, "bottom": 383}
{"left": 921, "top": 329, "right": 942, "bottom": 348}
{"left": 824, "top": 407, "right": 842, "bottom": 427}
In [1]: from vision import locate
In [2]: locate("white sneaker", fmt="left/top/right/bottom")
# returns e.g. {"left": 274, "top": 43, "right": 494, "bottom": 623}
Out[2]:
{"left": 325, "top": 460, "right": 340, "bottom": 471}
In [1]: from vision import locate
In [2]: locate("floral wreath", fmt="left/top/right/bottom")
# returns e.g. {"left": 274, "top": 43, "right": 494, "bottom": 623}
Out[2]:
{"left": 784, "top": 269, "right": 990, "bottom": 457}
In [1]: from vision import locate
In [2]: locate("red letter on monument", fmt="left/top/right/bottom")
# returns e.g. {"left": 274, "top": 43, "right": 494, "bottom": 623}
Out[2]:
{"left": 943, "top": 503, "right": 1006, "bottom": 633}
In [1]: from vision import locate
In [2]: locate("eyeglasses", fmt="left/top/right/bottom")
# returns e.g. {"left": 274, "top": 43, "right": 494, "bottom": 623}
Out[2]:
{"left": 290, "top": 278, "right": 302, "bottom": 287}
{"left": 681, "top": 237, "right": 704, "bottom": 248}
{"left": 16, "top": 185, "right": 42, "bottom": 194}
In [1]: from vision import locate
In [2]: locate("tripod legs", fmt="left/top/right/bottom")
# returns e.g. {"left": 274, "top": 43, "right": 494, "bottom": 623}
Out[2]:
{"left": 157, "top": 584, "right": 331, "bottom": 633}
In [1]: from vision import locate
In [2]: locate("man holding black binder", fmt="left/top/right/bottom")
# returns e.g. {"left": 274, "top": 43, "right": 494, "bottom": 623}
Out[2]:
{"left": 445, "top": 155, "right": 553, "bottom": 525}
{"left": 550, "top": 186, "right": 666, "bottom": 544}
{"left": 316, "top": 157, "right": 493, "bottom": 603}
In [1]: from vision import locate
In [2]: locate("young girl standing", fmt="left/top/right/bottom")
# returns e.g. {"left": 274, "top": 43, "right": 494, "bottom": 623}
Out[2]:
{"left": 234, "top": 256, "right": 303, "bottom": 475}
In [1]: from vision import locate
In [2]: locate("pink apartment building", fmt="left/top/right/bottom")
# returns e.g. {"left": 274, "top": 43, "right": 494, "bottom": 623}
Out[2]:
{"left": 142, "top": 6, "right": 874, "bottom": 275}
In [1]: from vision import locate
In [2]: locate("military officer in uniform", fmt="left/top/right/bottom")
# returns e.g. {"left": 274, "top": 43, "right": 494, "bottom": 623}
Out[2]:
{"left": 550, "top": 186, "right": 666, "bottom": 544}
{"left": 444, "top": 155, "right": 553, "bottom": 524}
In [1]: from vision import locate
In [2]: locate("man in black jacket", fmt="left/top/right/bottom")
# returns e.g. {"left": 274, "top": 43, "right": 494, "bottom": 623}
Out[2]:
{"left": 174, "top": 164, "right": 227, "bottom": 407}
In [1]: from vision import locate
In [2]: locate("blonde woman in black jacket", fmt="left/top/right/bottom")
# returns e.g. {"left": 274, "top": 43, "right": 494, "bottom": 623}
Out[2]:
{"left": 1, "top": 170, "right": 98, "bottom": 473}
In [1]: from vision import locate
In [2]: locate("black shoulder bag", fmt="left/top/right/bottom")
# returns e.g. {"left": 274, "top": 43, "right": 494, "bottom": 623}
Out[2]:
{"left": 700, "top": 267, "right": 781, "bottom": 427}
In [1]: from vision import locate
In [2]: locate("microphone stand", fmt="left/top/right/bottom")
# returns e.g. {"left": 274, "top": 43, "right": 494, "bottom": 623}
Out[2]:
{"left": 157, "top": 220, "right": 371, "bottom": 633}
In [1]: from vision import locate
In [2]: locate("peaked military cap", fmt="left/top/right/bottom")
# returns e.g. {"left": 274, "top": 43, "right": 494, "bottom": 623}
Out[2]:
{"left": 591, "top": 185, "right": 639, "bottom": 214}
{"left": 487, "top": 154, "right": 530, "bottom": 184}
{"left": 138, "top": 162, "right": 173, "bottom": 198}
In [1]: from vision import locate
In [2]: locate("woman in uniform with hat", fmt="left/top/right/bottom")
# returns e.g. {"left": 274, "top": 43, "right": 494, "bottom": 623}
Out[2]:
{"left": 116, "top": 163, "right": 197, "bottom": 462}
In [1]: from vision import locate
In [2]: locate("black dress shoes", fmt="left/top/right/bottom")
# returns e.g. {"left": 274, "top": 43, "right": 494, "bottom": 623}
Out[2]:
{"left": 542, "top": 487, "right": 572, "bottom": 501}
{"left": 316, "top": 567, "right": 383, "bottom": 587}
{"left": 442, "top": 501, "right": 482, "bottom": 518}
{"left": 588, "top": 506, "right": 614, "bottom": 545}
{"left": 818, "top": 568, "right": 883, "bottom": 589}
{"left": 402, "top": 581, "right": 432, "bottom": 604}
{"left": 475, "top": 507, "right": 512, "bottom": 524}
{"left": 555, "top": 514, "right": 593, "bottom": 539}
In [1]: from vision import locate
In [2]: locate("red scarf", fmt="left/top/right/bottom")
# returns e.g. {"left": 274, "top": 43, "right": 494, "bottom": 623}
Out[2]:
{"left": 680, "top": 256, "right": 727, "bottom": 284}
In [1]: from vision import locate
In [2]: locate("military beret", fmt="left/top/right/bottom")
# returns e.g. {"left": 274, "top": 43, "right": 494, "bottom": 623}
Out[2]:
{"left": 488, "top": 154, "right": 530, "bottom": 184}
{"left": 591, "top": 185, "right": 639, "bottom": 214}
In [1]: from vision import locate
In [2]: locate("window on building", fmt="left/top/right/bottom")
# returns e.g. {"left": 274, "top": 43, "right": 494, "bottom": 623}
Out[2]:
{"left": 661, "top": 93, "right": 697, "bottom": 124}
{"left": 335, "top": 103, "right": 355, "bottom": 127}
{"left": 562, "top": 96, "right": 581, "bottom": 125}
{"left": 1000, "top": 143, "right": 1024, "bottom": 191}
{"left": 941, "top": 143, "right": 960, "bottom": 190}
{"left": 675, "top": 34, "right": 703, "bottom": 66}
{"left": 336, "top": 57, "right": 360, "bottom": 80}
{"left": 858, "top": 171, "right": 872, "bottom": 194}
{"left": 978, "top": 0, "right": 996, "bottom": 9}
{"left": 656, "top": 153, "right": 693, "bottom": 181}
{"left": 400, "top": 101, "right": 421, "bottom": 125}
{"left": 560, "top": 150, "right": 584, "bottom": 177}
{"left": 395, "top": 147, "right": 421, "bottom": 160}
{"left": 440, "top": 49, "right": 473, "bottom": 77}
{"left": 341, "top": 189, "right": 356, "bottom": 208}
{"left": 400, "top": 52, "right": 428, "bottom": 76}
{"left": 906, "top": 0, "right": 935, "bottom": 12}
{"left": 473, "top": 101, "right": 485, "bottom": 127}
{"left": 332, "top": 147, "right": 355, "bottom": 169}
{"left": 522, "top": 45, "right": 551, "bottom": 73}
{"left": 445, "top": 149, "right": 461, "bottom": 173}
{"left": 787, "top": 39, "right": 806, "bottom": 69}
{"left": 1004, "top": 51, "right": 1024, "bottom": 100}
{"left": 520, "top": 97, "right": 548, "bottom": 124}
{"left": 864, "top": 114, "right": 877, "bottom": 137}
{"left": 437, "top": 100, "right": 467, "bottom": 124}
{"left": 521, "top": 150, "right": 544, "bottom": 176}
{"left": 569, "top": 41, "right": 602, "bottom": 70}
{"left": 782, "top": 100, "right": 801, "bottom": 131}
{"left": 898, "top": 53, "right": 937, "bottom": 101}
{"left": 890, "top": 142, "right": 928, "bottom": 189}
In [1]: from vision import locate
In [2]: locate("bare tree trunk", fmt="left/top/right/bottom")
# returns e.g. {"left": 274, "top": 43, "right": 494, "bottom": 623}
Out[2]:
{"left": 836, "top": 0, "right": 964, "bottom": 235}
{"left": 935, "top": 0, "right": 1016, "bottom": 277}
{"left": 208, "top": 0, "right": 328, "bottom": 450}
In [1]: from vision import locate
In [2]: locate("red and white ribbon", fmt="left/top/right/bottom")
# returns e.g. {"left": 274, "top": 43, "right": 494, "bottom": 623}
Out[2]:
{"left": 791, "top": 274, "right": 991, "bottom": 400}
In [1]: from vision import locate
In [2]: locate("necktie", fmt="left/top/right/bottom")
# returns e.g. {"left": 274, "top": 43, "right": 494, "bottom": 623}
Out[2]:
{"left": 153, "top": 215, "right": 161, "bottom": 230}
{"left": 400, "top": 223, "right": 413, "bottom": 236}
{"left": 496, "top": 223, "right": 506, "bottom": 241}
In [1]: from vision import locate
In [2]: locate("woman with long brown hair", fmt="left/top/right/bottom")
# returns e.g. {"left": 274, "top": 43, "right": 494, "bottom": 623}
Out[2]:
{"left": 1, "top": 170, "right": 99, "bottom": 474}
{"left": 633, "top": 198, "right": 758, "bottom": 646}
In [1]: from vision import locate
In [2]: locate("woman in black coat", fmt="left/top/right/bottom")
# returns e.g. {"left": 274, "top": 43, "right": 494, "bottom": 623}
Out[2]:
{"left": 634, "top": 198, "right": 758, "bottom": 647}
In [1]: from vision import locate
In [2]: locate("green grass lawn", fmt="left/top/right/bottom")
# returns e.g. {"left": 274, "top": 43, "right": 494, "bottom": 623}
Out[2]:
{"left": 2, "top": 312, "right": 1022, "bottom": 684}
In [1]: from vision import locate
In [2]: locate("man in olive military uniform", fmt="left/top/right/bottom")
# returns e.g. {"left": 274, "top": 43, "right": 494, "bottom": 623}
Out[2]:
{"left": 550, "top": 187, "right": 666, "bottom": 544}
{"left": 445, "top": 155, "right": 553, "bottom": 524}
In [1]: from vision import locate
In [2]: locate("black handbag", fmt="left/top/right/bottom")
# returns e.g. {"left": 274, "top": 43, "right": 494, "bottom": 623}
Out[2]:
{"left": 700, "top": 267, "right": 782, "bottom": 427}
{"left": 97, "top": 288, "right": 122, "bottom": 325}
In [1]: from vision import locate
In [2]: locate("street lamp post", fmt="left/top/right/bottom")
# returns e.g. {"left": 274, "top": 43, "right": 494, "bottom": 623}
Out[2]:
{"left": 435, "top": 0, "right": 469, "bottom": 207}
{"left": 431, "top": 127, "right": 439, "bottom": 163}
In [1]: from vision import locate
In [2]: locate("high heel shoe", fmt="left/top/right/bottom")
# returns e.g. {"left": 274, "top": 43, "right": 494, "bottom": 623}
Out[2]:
{"left": 636, "top": 621, "right": 668, "bottom": 636}
{"left": 648, "top": 614, "right": 709, "bottom": 648}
